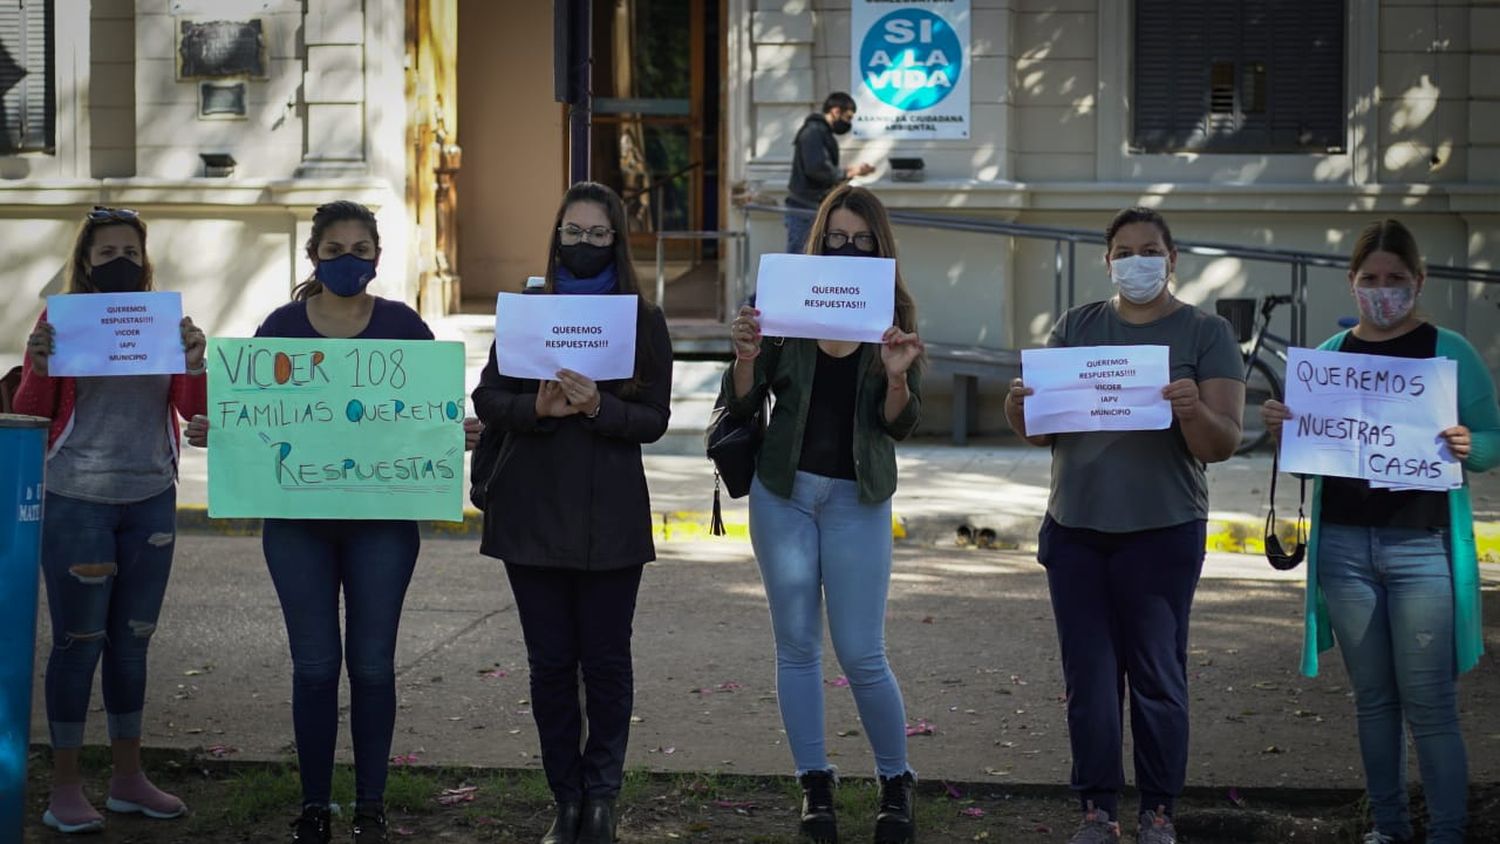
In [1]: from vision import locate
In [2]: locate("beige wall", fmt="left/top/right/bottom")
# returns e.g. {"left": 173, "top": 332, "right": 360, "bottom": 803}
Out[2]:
{"left": 732, "top": 0, "right": 1500, "bottom": 395}
{"left": 455, "top": 1, "right": 565, "bottom": 302}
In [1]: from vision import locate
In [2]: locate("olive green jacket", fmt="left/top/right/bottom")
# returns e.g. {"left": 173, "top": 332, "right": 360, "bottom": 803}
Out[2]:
{"left": 718, "top": 338, "right": 921, "bottom": 504}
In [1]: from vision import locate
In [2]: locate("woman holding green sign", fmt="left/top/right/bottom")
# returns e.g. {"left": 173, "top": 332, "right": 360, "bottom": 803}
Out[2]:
{"left": 472, "top": 182, "right": 672, "bottom": 844}
{"left": 187, "top": 200, "right": 479, "bottom": 844}
{"left": 17, "top": 207, "right": 206, "bottom": 834}
{"left": 1261, "top": 219, "right": 1500, "bottom": 844}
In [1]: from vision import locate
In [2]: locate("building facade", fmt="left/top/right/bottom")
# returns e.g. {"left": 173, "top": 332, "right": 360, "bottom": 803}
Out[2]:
{"left": 4, "top": 1, "right": 1498, "bottom": 420}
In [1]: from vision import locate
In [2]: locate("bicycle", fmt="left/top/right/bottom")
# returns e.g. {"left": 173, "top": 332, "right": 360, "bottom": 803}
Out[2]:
{"left": 1216, "top": 295, "right": 1294, "bottom": 454}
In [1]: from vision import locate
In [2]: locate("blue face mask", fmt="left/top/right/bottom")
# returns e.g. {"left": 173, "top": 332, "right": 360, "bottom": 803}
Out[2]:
{"left": 316, "top": 253, "right": 377, "bottom": 297}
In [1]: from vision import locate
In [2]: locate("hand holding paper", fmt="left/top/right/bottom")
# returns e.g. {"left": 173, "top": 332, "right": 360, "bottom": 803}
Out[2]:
{"left": 495, "top": 292, "right": 638, "bottom": 382}
{"left": 45, "top": 291, "right": 187, "bottom": 377}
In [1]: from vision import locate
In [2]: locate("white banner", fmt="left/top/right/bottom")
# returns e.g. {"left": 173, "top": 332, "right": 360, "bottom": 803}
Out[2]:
{"left": 851, "top": 0, "right": 971, "bottom": 140}
{"left": 494, "top": 293, "right": 639, "bottom": 382}
{"left": 1021, "top": 345, "right": 1173, "bottom": 435}
{"left": 755, "top": 253, "right": 896, "bottom": 343}
{"left": 46, "top": 291, "right": 186, "bottom": 377}
{"left": 1279, "top": 348, "right": 1460, "bottom": 490}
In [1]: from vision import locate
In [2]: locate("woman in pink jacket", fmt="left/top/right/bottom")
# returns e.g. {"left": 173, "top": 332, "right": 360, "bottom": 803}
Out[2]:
{"left": 16, "top": 207, "right": 207, "bottom": 834}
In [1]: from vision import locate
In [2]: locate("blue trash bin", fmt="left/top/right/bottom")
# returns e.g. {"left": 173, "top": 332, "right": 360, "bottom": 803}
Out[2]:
{"left": 0, "top": 413, "right": 48, "bottom": 836}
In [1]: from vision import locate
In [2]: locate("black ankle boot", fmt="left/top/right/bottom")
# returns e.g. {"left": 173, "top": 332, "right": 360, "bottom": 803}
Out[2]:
{"left": 873, "top": 772, "right": 915, "bottom": 843}
{"left": 351, "top": 803, "right": 389, "bottom": 843}
{"left": 797, "top": 770, "right": 838, "bottom": 842}
{"left": 541, "top": 801, "right": 582, "bottom": 844}
{"left": 289, "top": 804, "right": 332, "bottom": 843}
{"left": 576, "top": 797, "right": 616, "bottom": 844}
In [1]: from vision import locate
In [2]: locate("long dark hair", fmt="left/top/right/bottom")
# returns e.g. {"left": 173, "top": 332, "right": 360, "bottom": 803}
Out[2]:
{"left": 803, "top": 186, "right": 921, "bottom": 371}
{"left": 67, "top": 213, "right": 154, "bottom": 293}
{"left": 291, "top": 201, "right": 382, "bottom": 301}
{"left": 543, "top": 181, "right": 659, "bottom": 393}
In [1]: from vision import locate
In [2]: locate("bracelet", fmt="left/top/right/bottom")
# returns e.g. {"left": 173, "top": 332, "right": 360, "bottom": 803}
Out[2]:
{"left": 585, "top": 398, "right": 603, "bottom": 419}
{"left": 186, "top": 364, "right": 207, "bottom": 376}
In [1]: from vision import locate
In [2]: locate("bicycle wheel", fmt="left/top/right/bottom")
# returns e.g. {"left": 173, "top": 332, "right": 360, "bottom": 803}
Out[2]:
{"left": 1237, "top": 354, "right": 1282, "bottom": 455}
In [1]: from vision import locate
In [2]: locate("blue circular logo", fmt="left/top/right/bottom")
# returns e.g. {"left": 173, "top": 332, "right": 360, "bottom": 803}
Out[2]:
{"left": 859, "top": 9, "right": 962, "bottom": 111}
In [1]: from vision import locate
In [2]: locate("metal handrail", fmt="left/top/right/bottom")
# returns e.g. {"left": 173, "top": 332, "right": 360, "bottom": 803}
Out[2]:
{"left": 655, "top": 229, "right": 749, "bottom": 321}
{"left": 745, "top": 202, "right": 1500, "bottom": 347}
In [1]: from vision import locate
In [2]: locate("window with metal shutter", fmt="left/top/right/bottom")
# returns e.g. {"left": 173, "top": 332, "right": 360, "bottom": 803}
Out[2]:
{"left": 0, "top": 0, "right": 53, "bottom": 154}
{"left": 1133, "top": 0, "right": 1345, "bottom": 154}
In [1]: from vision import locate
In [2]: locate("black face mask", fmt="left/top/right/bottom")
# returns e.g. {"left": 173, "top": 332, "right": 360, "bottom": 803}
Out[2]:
{"left": 89, "top": 256, "right": 145, "bottom": 293}
{"left": 823, "top": 242, "right": 874, "bottom": 258}
{"left": 831, "top": 119, "right": 852, "bottom": 136}
{"left": 558, "top": 243, "right": 615, "bottom": 279}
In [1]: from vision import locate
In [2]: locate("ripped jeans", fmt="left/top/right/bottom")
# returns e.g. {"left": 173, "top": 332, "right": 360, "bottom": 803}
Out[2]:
{"left": 40, "top": 487, "right": 177, "bottom": 749}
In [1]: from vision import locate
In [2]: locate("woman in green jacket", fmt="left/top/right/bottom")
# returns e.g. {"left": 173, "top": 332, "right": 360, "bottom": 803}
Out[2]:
{"left": 1262, "top": 218, "right": 1500, "bottom": 844}
{"left": 723, "top": 185, "right": 924, "bottom": 844}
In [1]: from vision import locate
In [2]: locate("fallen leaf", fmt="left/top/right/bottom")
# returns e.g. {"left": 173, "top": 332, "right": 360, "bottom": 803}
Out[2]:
{"left": 204, "top": 744, "right": 237, "bottom": 758}
{"left": 716, "top": 681, "right": 743, "bottom": 692}
{"left": 1009, "top": 674, "right": 1028, "bottom": 686}
{"left": 1261, "top": 745, "right": 1284, "bottom": 754}
{"left": 479, "top": 669, "right": 508, "bottom": 680}
{"left": 390, "top": 753, "right": 420, "bottom": 766}
{"left": 713, "top": 799, "right": 756, "bottom": 811}
{"left": 436, "top": 785, "right": 478, "bottom": 806}
{"left": 942, "top": 781, "right": 963, "bottom": 800}
{"left": 836, "top": 729, "right": 861, "bottom": 738}
{"left": 905, "top": 720, "right": 935, "bottom": 737}
{"left": 921, "top": 616, "right": 934, "bottom": 624}
{"left": 961, "top": 806, "right": 986, "bottom": 818}
{"left": 826, "top": 676, "right": 851, "bottom": 688}
{"left": 1228, "top": 787, "right": 1247, "bottom": 808}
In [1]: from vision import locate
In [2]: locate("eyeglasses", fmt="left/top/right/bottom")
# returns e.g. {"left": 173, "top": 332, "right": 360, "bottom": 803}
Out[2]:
{"left": 559, "top": 224, "right": 615, "bottom": 247}
{"left": 824, "top": 231, "right": 878, "bottom": 252}
{"left": 88, "top": 206, "right": 139, "bottom": 222}
{"left": 1264, "top": 450, "right": 1307, "bottom": 571}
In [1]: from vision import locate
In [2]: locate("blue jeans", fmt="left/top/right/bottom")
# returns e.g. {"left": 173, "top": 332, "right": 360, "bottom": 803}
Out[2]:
{"left": 1318, "top": 524, "right": 1466, "bottom": 843}
{"left": 40, "top": 487, "right": 177, "bottom": 749}
{"left": 748, "top": 472, "right": 911, "bottom": 778}
{"left": 784, "top": 209, "right": 814, "bottom": 254}
{"left": 263, "top": 518, "right": 419, "bottom": 807}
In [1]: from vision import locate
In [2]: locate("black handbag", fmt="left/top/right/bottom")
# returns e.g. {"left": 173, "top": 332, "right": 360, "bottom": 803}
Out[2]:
{"left": 705, "top": 397, "right": 767, "bottom": 535}
{"left": 468, "top": 422, "right": 505, "bottom": 511}
{"left": 1264, "top": 448, "right": 1307, "bottom": 570}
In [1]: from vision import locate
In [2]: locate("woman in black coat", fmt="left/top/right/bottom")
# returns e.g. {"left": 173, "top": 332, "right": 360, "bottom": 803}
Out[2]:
{"left": 473, "top": 181, "right": 672, "bottom": 844}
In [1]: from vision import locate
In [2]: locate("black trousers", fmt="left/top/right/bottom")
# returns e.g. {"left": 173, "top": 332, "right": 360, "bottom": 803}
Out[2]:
{"left": 1037, "top": 516, "right": 1205, "bottom": 820}
{"left": 505, "top": 562, "right": 644, "bottom": 801}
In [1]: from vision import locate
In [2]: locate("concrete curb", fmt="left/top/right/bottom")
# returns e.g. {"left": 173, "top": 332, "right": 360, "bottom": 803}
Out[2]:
{"left": 170, "top": 505, "right": 1500, "bottom": 561}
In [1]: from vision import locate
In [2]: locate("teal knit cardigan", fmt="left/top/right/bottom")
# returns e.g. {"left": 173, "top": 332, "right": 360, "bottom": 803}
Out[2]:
{"left": 1300, "top": 326, "right": 1500, "bottom": 677}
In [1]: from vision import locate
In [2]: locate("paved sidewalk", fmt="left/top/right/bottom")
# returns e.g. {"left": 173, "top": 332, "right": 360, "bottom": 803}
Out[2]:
{"left": 29, "top": 536, "right": 1500, "bottom": 791}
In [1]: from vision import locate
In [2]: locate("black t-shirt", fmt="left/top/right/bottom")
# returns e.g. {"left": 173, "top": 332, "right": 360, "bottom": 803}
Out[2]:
{"left": 798, "top": 347, "right": 860, "bottom": 480}
{"left": 1320, "top": 322, "right": 1450, "bottom": 529}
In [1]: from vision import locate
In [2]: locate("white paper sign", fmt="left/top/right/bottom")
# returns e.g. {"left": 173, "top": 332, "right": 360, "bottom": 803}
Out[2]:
{"left": 1279, "top": 348, "right": 1460, "bottom": 490}
{"left": 46, "top": 291, "right": 186, "bottom": 377}
{"left": 1020, "top": 345, "right": 1172, "bottom": 435}
{"left": 494, "top": 292, "right": 638, "bottom": 382}
{"left": 755, "top": 253, "right": 896, "bottom": 343}
{"left": 851, "top": 0, "right": 972, "bottom": 140}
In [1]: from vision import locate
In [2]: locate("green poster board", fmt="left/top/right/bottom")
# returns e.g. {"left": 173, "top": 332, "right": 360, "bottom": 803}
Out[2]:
{"left": 207, "top": 338, "right": 466, "bottom": 521}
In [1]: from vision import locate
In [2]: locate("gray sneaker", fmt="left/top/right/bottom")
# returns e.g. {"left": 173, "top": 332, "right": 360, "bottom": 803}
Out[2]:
{"left": 1137, "top": 806, "right": 1176, "bottom": 844}
{"left": 1361, "top": 831, "right": 1412, "bottom": 844}
{"left": 1067, "top": 801, "right": 1121, "bottom": 843}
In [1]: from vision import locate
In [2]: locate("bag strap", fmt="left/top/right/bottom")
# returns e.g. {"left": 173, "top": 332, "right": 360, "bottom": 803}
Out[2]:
{"left": 1267, "top": 447, "right": 1308, "bottom": 545}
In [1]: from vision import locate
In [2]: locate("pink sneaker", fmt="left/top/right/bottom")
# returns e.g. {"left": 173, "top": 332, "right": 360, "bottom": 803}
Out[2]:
{"left": 105, "top": 771, "right": 187, "bottom": 819}
{"left": 42, "top": 784, "right": 105, "bottom": 834}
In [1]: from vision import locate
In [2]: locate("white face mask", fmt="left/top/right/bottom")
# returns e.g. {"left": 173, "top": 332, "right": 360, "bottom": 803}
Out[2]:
{"left": 1355, "top": 284, "right": 1417, "bottom": 330}
{"left": 1110, "top": 255, "right": 1169, "bottom": 304}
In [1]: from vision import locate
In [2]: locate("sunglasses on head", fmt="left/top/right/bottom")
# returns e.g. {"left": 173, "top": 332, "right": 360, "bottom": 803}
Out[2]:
{"left": 87, "top": 206, "right": 139, "bottom": 222}
{"left": 1265, "top": 449, "right": 1308, "bottom": 570}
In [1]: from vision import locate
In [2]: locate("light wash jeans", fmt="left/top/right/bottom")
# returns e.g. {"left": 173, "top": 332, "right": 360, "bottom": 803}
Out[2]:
{"left": 1318, "top": 523, "right": 1466, "bottom": 843}
{"left": 749, "top": 471, "right": 912, "bottom": 778}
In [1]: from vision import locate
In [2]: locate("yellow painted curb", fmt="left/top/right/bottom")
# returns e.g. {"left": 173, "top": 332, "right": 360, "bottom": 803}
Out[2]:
{"left": 172, "top": 505, "right": 910, "bottom": 542}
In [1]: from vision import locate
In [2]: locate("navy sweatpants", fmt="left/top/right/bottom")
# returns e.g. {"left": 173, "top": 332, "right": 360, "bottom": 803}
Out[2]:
{"left": 1037, "top": 515, "right": 1205, "bottom": 820}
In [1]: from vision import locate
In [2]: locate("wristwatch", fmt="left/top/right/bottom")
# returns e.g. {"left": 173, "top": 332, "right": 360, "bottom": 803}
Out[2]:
{"left": 586, "top": 398, "right": 603, "bottom": 419}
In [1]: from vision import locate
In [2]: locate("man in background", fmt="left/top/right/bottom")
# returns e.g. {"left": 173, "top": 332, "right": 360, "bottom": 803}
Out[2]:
{"left": 785, "top": 92, "right": 875, "bottom": 253}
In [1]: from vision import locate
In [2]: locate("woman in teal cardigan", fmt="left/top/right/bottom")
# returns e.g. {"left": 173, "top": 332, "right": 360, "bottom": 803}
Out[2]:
{"left": 1263, "top": 219, "right": 1500, "bottom": 844}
